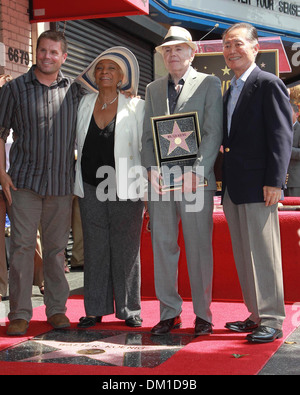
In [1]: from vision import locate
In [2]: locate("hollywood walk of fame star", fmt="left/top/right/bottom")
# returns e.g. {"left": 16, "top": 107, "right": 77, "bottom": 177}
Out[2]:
{"left": 161, "top": 121, "right": 194, "bottom": 156}
{"left": 19, "top": 333, "right": 183, "bottom": 367}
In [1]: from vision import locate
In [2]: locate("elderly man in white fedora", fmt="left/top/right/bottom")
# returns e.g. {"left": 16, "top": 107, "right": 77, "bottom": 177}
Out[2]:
{"left": 74, "top": 47, "right": 146, "bottom": 328}
{"left": 141, "top": 26, "right": 223, "bottom": 336}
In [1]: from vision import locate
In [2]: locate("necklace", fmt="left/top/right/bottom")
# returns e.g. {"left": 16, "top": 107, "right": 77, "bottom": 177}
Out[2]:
{"left": 98, "top": 95, "right": 118, "bottom": 110}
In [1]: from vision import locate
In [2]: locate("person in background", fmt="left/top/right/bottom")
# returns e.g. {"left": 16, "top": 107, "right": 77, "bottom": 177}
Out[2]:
{"left": 222, "top": 23, "right": 293, "bottom": 343}
{"left": 74, "top": 47, "right": 145, "bottom": 328}
{"left": 285, "top": 101, "right": 300, "bottom": 197}
{"left": 0, "top": 74, "right": 13, "bottom": 302}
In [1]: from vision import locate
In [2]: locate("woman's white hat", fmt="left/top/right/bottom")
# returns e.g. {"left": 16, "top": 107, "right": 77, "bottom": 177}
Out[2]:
{"left": 155, "top": 26, "right": 197, "bottom": 54}
{"left": 76, "top": 46, "right": 140, "bottom": 95}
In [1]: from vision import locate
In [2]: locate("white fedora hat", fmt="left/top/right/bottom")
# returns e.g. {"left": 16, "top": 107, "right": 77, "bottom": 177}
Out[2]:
{"left": 156, "top": 26, "right": 197, "bottom": 54}
{"left": 76, "top": 46, "right": 140, "bottom": 95}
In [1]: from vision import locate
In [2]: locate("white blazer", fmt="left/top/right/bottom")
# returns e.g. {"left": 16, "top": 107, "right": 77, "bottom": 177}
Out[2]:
{"left": 74, "top": 92, "right": 146, "bottom": 200}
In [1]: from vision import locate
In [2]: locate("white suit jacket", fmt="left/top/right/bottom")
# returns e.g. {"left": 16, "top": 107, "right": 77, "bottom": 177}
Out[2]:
{"left": 74, "top": 92, "right": 146, "bottom": 200}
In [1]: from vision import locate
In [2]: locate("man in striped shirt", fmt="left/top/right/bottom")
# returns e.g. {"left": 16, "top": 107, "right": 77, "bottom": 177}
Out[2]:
{"left": 0, "top": 30, "right": 85, "bottom": 336}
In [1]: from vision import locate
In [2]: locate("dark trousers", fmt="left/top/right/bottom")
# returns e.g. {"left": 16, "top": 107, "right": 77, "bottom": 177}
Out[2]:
{"left": 79, "top": 182, "right": 144, "bottom": 319}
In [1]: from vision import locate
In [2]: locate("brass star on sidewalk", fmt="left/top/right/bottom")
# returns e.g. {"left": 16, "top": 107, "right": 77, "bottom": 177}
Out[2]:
{"left": 20, "top": 333, "right": 182, "bottom": 367}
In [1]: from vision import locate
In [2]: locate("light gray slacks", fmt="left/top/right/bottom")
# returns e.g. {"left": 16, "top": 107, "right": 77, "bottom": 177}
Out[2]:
{"left": 8, "top": 189, "right": 72, "bottom": 322}
{"left": 148, "top": 188, "right": 215, "bottom": 323}
{"left": 79, "top": 182, "right": 144, "bottom": 320}
{"left": 223, "top": 189, "right": 285, "bottom": 330}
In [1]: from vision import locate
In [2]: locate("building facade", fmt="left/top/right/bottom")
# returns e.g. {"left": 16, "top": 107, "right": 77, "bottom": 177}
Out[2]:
{"left": 0, "top": 0, "right": 299, "bottom": 88}
{"left": 0, "top": 0, "right": 33, "bottom": 78}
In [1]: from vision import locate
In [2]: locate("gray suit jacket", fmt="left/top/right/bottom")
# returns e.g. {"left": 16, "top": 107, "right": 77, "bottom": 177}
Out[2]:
{"left": 287, "top": 121, "right": 300, "bottom": 187}
{"left": 141, "top": 68, "right": 223, "bottom": 190}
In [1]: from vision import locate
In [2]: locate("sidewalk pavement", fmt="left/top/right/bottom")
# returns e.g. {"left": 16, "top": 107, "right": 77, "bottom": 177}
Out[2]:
{"left": 0, "top": 268, "right": 299, "bottom": 375}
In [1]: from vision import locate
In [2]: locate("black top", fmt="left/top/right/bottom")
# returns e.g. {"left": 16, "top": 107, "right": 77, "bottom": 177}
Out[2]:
{"left": 81, "top": 115, "right": 116, "bottom": 187}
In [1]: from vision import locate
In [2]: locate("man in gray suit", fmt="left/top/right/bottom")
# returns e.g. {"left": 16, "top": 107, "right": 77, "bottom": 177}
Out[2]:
{"left": 141, "top": 26, "right": 223, "bottom": 336}
{"left": 285, "top": 101, "right": 300, "bottom": 196}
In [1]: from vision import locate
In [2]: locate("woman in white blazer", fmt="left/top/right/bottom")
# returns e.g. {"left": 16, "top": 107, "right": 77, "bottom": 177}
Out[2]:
{"left": 74, "top": 47, "right": 145, "bottom": 328}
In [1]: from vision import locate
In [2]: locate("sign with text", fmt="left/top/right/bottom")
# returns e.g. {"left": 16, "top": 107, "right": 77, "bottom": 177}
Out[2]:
{"left": 169, "top": 0, "right": 300, "bottom": 36}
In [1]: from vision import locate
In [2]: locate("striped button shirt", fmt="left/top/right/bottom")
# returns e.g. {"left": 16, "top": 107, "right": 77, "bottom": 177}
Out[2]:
{"left": 0, "top": 66, "right": 85, "bottom": 196}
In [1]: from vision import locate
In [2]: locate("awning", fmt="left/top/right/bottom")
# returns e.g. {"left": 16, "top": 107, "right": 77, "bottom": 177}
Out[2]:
{"left": 29, "top": 0, "right": 149, "bottom": 23}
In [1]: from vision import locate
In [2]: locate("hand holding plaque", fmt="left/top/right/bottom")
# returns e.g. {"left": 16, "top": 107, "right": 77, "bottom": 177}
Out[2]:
{"left": 175, "top": 170, "right": 202, "bottom": 194}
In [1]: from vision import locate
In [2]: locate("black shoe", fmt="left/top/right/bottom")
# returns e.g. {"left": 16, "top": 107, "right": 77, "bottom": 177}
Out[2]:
{"left": 225, "top": 318, "right": 258, "bottom": 333}
{"left": 125, "top": 316, "right": 143, "bottom": 327}
{"left": 151, "top": 316, "right": 182, "bottom": 336}
{"left": 77, "top": 316, "right": 102, "bottom": 328}
{"left": 246, "top": 326, "right": 283, "bottom": 343}
{"left": 195, "top": 317, "right": 213, "bottom": 336}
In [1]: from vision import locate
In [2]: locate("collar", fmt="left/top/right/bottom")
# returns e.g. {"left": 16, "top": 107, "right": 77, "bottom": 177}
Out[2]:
{"left": 231, "top": 63, "right": 257, "bottom": 87}
{"left": 168, "top": 66, "right": 192, "bottom": 85}
{"left": 24, "top": 65, "right": 69, "bottom": 86}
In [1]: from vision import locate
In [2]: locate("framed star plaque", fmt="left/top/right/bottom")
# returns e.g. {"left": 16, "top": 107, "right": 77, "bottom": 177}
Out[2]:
{"left": 151, "top": 112, "right": 204, "bottom": 191}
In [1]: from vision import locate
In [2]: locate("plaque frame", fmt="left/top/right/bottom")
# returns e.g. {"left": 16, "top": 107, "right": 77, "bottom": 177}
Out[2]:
{"left": 151, "top": 111, "right": 205, "bottom": 191}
